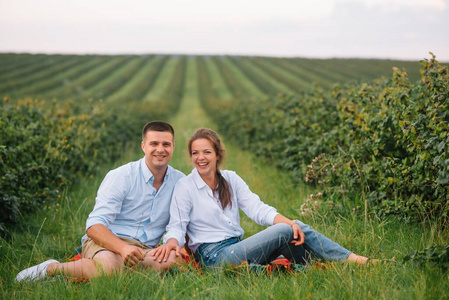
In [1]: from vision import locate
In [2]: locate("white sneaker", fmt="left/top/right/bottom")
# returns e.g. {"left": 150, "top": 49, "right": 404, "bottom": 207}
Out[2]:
{"left": 15, "top": 259, "right": 60, "bottom": 282}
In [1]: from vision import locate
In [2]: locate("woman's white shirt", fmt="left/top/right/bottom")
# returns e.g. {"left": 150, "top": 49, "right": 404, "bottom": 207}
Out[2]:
{"left": 163, "top": 168, "right": 278, "bottom": 252}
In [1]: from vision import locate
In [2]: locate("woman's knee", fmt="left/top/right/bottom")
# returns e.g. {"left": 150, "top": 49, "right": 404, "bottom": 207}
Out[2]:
{"left": 273, "top": 223, "right": 292, "bottom": 231}
{"left": 294, "top": 220, "right": 313, "bottom": 233}
{"left": 272, "top": 223, "right": 294, "bottom": 240}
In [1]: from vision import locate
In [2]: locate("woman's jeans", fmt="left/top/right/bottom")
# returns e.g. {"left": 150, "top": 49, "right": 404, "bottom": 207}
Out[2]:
{"left": 195, "top": 220, "right": 351, "bottom": 267}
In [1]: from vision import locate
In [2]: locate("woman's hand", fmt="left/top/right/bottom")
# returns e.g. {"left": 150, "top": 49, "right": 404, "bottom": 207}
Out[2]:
{"left": 273, "top": 214, "right": 306, "bottom": 246}
{"left": 290, "top": 222, "right": 305, "bottom": 246}
{"left": 151, "top": 239, "right": 180, "bottom": 263}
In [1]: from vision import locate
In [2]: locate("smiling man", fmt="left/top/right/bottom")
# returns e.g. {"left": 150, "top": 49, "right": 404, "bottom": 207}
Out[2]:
{"left": 16, "top": 121, "right": 185, "bottom": 281}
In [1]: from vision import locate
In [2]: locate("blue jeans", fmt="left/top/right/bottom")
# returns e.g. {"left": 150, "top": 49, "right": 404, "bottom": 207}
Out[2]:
{"left": 195, "top": 220, "right": 351, "bottom": 267}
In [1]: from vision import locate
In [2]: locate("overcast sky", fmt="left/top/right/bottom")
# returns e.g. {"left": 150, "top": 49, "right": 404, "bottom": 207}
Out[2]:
{"left": 0, "top": 0, "right": 448, "bottom": 61}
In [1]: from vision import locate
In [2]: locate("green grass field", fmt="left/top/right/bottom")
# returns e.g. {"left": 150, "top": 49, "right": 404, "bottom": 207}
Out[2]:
{"left": 1, "top": 54, "right": 448, "bottom": 299}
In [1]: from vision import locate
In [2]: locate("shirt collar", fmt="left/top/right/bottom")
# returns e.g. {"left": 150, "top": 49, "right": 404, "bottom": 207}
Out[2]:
{"left": 191, "top": 168, "right": 208, "bottom": 190}
{"left": 140, "top": 157, "right": 170, "bottom": 184}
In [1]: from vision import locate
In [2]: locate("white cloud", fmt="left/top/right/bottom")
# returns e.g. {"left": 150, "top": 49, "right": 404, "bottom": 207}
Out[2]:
{"left": 0, "top": 0, "right": 448, "bottom": 60}
{"left": 349, "top": 0, "right": 447, "bottom": 10}
{"left": 0, "top": 0, "right": 336, "bottom": 23}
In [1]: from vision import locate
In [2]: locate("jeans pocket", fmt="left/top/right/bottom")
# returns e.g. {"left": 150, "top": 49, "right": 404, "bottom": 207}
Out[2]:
{"left": 196, "top": 242, "right": 222, "bottom": 266}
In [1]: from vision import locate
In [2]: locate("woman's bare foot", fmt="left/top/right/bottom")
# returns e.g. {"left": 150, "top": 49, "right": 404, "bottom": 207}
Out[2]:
{"left": 346, "top": 253, "right": 395, "bottom": 264}
{"left": 346, "top": 253, "right": 369, "bottom": 264}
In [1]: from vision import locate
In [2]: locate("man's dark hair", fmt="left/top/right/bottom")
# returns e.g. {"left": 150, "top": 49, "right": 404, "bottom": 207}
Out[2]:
{"left": 142, "top": 121, "right": 175, "bottom": 141}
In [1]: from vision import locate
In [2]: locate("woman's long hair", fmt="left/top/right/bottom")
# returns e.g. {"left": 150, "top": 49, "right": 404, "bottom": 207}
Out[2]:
{"left": 188, "top": 128, "right": 232, "bottom": 209}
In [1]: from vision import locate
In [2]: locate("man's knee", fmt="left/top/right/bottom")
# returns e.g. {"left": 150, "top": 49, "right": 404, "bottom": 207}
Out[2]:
{"left": 92, "top": 250, "right": 124, "bottom": 275}
{"left": 143, "top": 249, "right": 181, "bottom": 271}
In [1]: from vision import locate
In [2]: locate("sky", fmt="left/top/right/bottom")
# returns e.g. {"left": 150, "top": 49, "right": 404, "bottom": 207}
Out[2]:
{"left": 0, "top": 0, "right": 448, "bottom": 61}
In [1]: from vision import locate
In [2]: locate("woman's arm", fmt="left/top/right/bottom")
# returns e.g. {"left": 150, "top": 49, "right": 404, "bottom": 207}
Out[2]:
{"left": 154, "top": 181, "right": 192, "bottom": 262}
{"left": 230, "top": 172, "right": 278, "bottom": 225}
{"left": 229, "top": 171, "right": 305, "bottom": 245}
{"left": 273, "top": 214, "right": 305, "bottom": 246}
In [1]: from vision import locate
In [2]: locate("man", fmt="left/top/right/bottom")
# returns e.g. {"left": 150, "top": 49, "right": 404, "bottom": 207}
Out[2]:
{"left": 16, "top": 121, "right": 185, "bottom": 281}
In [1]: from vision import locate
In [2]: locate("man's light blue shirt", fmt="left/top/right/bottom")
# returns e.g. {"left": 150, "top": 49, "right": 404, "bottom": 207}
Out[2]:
{"left": 82, "top": 157, "right": 184, "bottom": 247}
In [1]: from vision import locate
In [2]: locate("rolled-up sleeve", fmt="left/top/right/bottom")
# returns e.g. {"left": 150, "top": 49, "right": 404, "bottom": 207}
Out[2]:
{"left": 163, "top": 181, "right": 191, "bottom": 247}
{"left": 231, "top": 172, "right": 278, "bottom": 226}
{"left": 85, "top": 170, "right": 128, "bottom": 231}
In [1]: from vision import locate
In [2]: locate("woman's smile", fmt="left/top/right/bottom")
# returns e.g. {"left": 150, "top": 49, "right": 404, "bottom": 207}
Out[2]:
{"left": 191, "top": 138, "right": 219, "bottom": 178}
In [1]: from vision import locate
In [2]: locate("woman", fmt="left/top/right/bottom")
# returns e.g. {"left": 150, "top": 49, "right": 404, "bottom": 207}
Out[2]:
{"left": 153, "top": 128, "right": 372, "bottom": 267}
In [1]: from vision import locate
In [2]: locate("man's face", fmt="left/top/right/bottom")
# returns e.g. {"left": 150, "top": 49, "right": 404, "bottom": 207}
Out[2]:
{"left": 141, "top": 130, "right": 174, "bottom": 173}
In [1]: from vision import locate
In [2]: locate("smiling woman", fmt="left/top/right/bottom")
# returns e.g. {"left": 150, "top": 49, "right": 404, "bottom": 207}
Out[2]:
{"left": 189, "top": 129, "right": 232, "bottom": 211}
{"left": 152, "top": 128, "right": 387, "bottom": 268}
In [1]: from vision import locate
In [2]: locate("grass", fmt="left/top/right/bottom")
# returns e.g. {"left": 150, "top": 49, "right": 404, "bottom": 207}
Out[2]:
{"left": 82, "top": 57, "right": 145, "bottom": 100}
{"left": 1, "top": 56, "right": 449, "bottom": 299}
{"left": 142, "top": 56, "right": 181, "bottom": 103}
{"left": 234, "top": 57, "right": 296, "bottom": 95}
{"left": 44, "top": 56, "right": 128, "bottom": 99}
{"left": 3, "top": 191, "right": 448, "bottom": 300}
{"left": 218, "top": 57, "right": 267, "bottom": 99}
{"left": 106, "top": 56, "right": 163, "bottom": 102}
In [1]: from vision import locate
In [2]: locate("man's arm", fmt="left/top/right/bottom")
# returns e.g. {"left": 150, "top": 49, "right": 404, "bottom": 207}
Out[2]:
{"left": 87, "top": 224, "right": 145, "bottom": 267}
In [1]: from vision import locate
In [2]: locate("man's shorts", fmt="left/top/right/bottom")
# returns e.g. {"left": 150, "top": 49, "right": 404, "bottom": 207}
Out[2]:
{"left": 82, "top": 236, "right": 153, "bottom": 259}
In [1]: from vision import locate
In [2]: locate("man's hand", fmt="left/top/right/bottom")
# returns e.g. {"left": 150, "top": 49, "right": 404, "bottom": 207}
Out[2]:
{"left": 151, "top": 239, "right": 180, "bottom": 263}
{"left": 120, "top": 244, "right": 146, "bottom": 267}
{"left": 290, "top": 223, "right": 305, "bottom": 246}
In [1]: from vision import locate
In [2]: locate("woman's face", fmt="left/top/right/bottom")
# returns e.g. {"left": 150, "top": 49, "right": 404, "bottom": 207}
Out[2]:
{"left": 191, "top": 138, "right": 219, "bottom": 178}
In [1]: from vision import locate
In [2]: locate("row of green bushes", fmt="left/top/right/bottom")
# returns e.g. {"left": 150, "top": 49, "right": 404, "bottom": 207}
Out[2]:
{"left": 0, "top": 97, "right": 176, "bottom": 234}
{"left": 207, "top": 54, "right": 448, "bottom": 222}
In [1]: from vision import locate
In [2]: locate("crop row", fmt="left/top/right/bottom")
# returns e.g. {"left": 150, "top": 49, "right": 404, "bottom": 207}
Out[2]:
{"left": 0, "top": 55, "right": 70, "bottom": 87}
{"left": 4, "top": 56, "right": 107, "bottom": 98}
{"left": 0, "top": 55, "right": 79, "bottom": 93}
{"left": 0, "top": 54, "right": 68, "bottom": 82}
{"left": 79, "top": 56, "right": 150, "bottom": 100}
{"left": 0, "top": 55, "right": 188, "bottom": 233}
{"left": 44, "top": 56, "right": 132, "bottom": 100}
{"left": 1, "top": 54, "right": 427, "bottom": 104}
{"left": 1, "top": 53, "right": 442, "bottom": 229}
{"left": 202, "top": 54, "right": 448, "bottom": 222}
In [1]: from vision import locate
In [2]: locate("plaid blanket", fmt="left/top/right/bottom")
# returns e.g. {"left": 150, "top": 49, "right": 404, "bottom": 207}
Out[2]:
{"left": 65, "top": 247, "right": 329, "bottom": 282}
